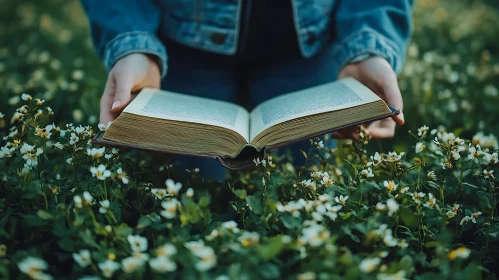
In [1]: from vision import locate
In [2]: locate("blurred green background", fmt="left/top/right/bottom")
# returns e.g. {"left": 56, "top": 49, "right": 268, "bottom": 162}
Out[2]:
{"left": 1, "top": 0, "right": 499, "bottom": 150}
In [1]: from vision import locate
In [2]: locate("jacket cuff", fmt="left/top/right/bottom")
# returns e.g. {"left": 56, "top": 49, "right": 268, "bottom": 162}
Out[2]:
{"left": 104, "top": 31, "right": 168, "bottom": 78}
{"left": 333, "top": 28, "right": 404, "bottom": 77}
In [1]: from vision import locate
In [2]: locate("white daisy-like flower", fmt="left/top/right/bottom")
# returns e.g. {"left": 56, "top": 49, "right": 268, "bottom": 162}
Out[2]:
{"left": 74, "top": 195, "right": 83, "bottom": 208}
{"left": 222, "top": 220, "right": 240, "bottom": 233}
{"left": 99, "top": 200, "right": 110, "bottom": 214}
{"left": 386, "top": 198, "right": 399, "bottom": 216}
{"left": 69, "top": 133, "right": 79, "bottom": 145}
{"left": 417, "top": 125, "right": 429, "bottom": 137}
{"left": 18, "top": 256, "right": 52, "bottom": 280}
{"left": 423, "top": 193, "right": 436, "bottom": 208}
{"left": 160, "top": 199, "right": 178, "bottom": 219}
{"left": 186, "top": 188, "right": 194, "bottom": 198}
{"left": 468, "top": 144, "right": 481, "bottom": 160}
{"left": 98, "top": 121, "right": 112, "bottom": 132}
{"left": 325, "top": 204, "right": 342, "bottom": 221}
{"left": 376, "top": 202, "right": 386, "bottom": 211}
{"left": 483, "top": 152, "right": 498, "bottom": 165}
{"left": 460, "top": 216, "right": 471, "bottom": 226}
{"left": 483, "top": 169, "right": 495, "bottom": 179}
{"left": 128, "top": 235, "right": 148, "bottom": 252}
{"left": 446, "top": 210, "right": 457, "bottom": 219}
{"left": 335, "top": 195, "right": 348, "bottom": 206}
{"left": 82, "top": 191, "right": 94, "bottom": 206}
{"left": 299, "top": 224, "right": 330, "bottom": 247}
{"left": 149, "top": 256, "right": 177, "bottom": 273}
{"left": 377, "top": 270, "right": 408, "bottom": 280}
{"left": 470, "top": 211, "right": 482, "bottom": 223}
{"left": 383, "top": 180, "right": 398, "bottom": 192}
{"left": 238, "top": 231, "right": 260, "bottom": 247}
{"left": 151, "top": 188, "right": 169, "bottom": 200}
{"left": 301, "top": 179, "right": 317, "bottom": 190}
{"left": 193, "top": 246, "right": 217, "bottom": 271}
{"left": 116, "top": 168, "right": 129, "bottom": 184}
{"left": 165, "top": 179, "right": 182, "bottom": 195}
{"left": 156, "top": 243, "right": 177, "bottom": 257}
{"left": 415, "top": 142, "right": 424, "bottom": 153}
{"left": 427, "top": 171, "right": 437, "bottom": 181}
{"left": 52, "top": 142, "right": 63, "bottom": 150}
{"left": 449, "top": 247, "right": 471, "bottom": 260}
{"left": 121, "top": 257, "right": 144, "bottom": 274}
{"left": 87, "top": 147, "right": 106, "bottom": 159}
{"left": 21, "top": 93, "right": 32, "bottom": 101}
{"left": 314, "top": 140, "right": 324, "bottom": 149}
{"left": 359, "top": 257, "right": 381, "bottom": 273}
{"left": 360, "top": 167, "right": 374, "bottom": 178}
{"left": 384, "top": 151, "right": 405, "bottom": 162}
{"left": 98, "top": 260, "right": 120, "bottom": 278}
{"left": 72, "top": 250, "right": 92, "bottom": 268}
{"left": 90, "top": 164, "right": 111, "bottom": 180}
{"left": 409, "top": 192, "right": 426, "bottom": 205}
{"left": 450, "top": 151, "right": 461, "bottom": 161}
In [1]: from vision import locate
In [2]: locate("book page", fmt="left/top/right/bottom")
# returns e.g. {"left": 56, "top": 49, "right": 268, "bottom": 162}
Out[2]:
{"left": 124, "top": 88, "right": 250, "bottom": 142}
{"left": 249, "top": 78, "right": 382, "bottom": 141}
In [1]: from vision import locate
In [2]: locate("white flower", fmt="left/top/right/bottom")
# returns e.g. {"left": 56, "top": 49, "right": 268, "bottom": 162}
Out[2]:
{"left": 74, "top": 196, "right": 83, "bottom": 208}
{"left": 360, "top": 167, "right": 374, "bottom": 178}
{"left": 359, "top": 257, "right": 381, "bottom": 273}
{"left": 21, "top": 93, "right": 32, "bottom": 101}
{"left": 98, "top": 260, "right": 120, "bottom": 278}
{"left": 149, "top": 256, "right": 177, "bottom": 273}
{"left": 409, "top": 192, "right": 426, "bottom": 205}
{"left": 384, "top": 151, "right": 405, "bottom": 162}
{"left": 302, "top": 179, "right": 317, "bottom": 190}
{"left": 321, "top": 175, "right": 333, "bottom": 187}
{"left": 383, "top": 180, "right": 398, "bottom": 192}
{"left": 72, "top": 250, "right": 91, "bottom": 268}
{"left": 483, "top": 152, "right": 498, "bottom": 165}
{"left": 299, "top": 224, "right": 330, "bottom": 247}
{"left": 238, "top": 231, "right": 260, "bottom": 247}
{"left": 450, "top": 151, "right": 461, "bottom": 161}
{"left": 470, "top": 211, "right": 482, "bottom": 223}
{"left": 194, "top": 247, "right": 217, "bottom": 271}
{"left": 160, "top": 199, "right": 178, "bottom": 219}
{"left": 449, "top": 247, "right": 471, "bottom": 260}
{"left": 90, "top": 164, "right": 111, "bottom": 180}
{"left": 446, "top": 210, "right": 457, "bottom": 219}
{"left": 472, "top": 132, "right": 498, "bottom": 150}
{"left": 52, "top": 142, "right": 63, "bottom": 150}
{"left": 18, "top": 256, "right": 52, "bottom": 280}
{"left": 386, "top": 198, "right": 399, "bottom": 216}
{"left": 98, "top": 121, "right": 112, "bottom": 132}
{"left": 116, "top": 168, "right": 129, "bottom": 184}
{"left": 468, "top": 144, "right": 481, "bottom": 160}
{"left": 417, "top": 125, "right": 429, "bottom": 137}
{"left": 314, "top": 140, "right": 324, "bottom": 149}
{"left": 186, "top": 188, "right": 194, "bottom": 198}
{"left": 121, "top": 257, "right": 144, "bottom": 274}
{"left": 483, "top": 169, "right": 495, "bottom": 179}
{"left": 165, "top": 179, "right": 182, "bottom": 195}
{"left": 423, "top": 193, "right": 436, "bottom": 208}
{"left": 222, "top": 220, "right": 240, "bottom": 233}
{"left": 376, "top": 202, "right": 386, "bottom": 211}
{"left": 66, "top": 158, "right": 73, "bottom": 165}
{"left": 335, "top": 195, "right": 348, "bottom": 206}
{"left": 78, "top": 275, "right": 100, "bottom": 280}
{"left": 297, "top": 272, "right": 316, "bottom": 280}
{"left": 99, "top": 200, "right": 110, "bottom": 214}
{"left": 156, "top": 243, "right": 177, "bottom": 257}
{"left": 415, "top": 142, "right": 424, "bottom": 153}
{"left": 128, "top": 235, "right": 148, "bottom": 252}
{"left": 325, "top": 204, "right": 342, "bottom": 221}
{"left": 69, "top": 133, "right": 79, "bottom": 145}
{"left": 427, "top": 171, "right": 437, "bottom": 181}
{"left": 151, "top": 188, "right": 169, "bottom": 200}
{"left": 87, "top": 147, "right": 106, "bottom": 159}
{"left": 460, "top": 216, "right": 471, "bottom": 226}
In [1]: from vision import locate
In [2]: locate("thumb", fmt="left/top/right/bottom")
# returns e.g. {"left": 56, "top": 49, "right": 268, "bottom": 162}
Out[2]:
{"left": 111, "top": 70, "right": 135, "bottom": 113}
{"left": 381, "top": 75, "right": 405, "bottom": 125}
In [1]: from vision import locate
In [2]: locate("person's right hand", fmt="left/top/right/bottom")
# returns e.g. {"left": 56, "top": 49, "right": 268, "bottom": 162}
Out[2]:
{"left": 100, "top": 53, "right": 161, "bottom": 125}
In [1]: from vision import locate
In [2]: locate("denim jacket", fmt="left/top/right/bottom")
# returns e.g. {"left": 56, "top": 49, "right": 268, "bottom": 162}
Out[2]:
{"left": 82, "top": 0, "right": 413, "bottom": 78}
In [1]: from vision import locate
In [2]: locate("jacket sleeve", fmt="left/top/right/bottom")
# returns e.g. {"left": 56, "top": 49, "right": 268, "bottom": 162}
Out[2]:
{"left": 81, "top": 0, "right": 167, "bottom": 77}
{"left": 332, "top": 0, "right": 414, "bottom": 74}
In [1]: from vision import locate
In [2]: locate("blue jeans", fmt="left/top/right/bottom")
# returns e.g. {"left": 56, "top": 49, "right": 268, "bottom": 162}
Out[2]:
{"left": 161, "top": 1, "right": 338, "bottom": 180}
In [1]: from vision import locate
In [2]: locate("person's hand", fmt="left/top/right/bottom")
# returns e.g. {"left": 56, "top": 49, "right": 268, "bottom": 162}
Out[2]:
{"left": 336, "top": 56, "right": 404, "bottom": 139}
{"left": 100, "top": 53, "right": 161, "bottom": 124}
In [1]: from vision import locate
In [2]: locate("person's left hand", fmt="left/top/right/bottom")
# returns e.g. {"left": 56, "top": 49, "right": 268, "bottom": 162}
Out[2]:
{"left": 335, "top": 56, "right": 405, "bottom": 139}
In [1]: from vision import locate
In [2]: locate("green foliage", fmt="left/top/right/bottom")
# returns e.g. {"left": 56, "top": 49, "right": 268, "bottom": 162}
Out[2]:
{"left": 0, "top": 0, "right": 499, "bottom": 279}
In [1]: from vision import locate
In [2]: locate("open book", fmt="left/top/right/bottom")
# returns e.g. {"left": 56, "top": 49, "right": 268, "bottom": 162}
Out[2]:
{"left": 93, "top": 78, "right": 398, "bottom": 169}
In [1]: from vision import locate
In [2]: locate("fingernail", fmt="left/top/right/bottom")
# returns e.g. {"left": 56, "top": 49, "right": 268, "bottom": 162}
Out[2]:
{"left": 399, "top": 111, "right": 405, "bottom": 123}
{"left": 111, "top": 101, "right": 120, "bottom": 111}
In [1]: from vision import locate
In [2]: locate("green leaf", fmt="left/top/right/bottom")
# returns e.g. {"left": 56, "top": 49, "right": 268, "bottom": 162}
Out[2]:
{"left": 232, "top": 189, "right": 247, "bottom": 199}
{"left": 136, "top": 215, "right": 152, "bottom": 229}
{"left": 57, "top": 238, "right": 75, "bottom": 252}
{"left": 37, "top": 210, "right": 53, "bottom": 220}
{"left": 257, "top": 236, "right": 285, "bottom": 261}
{"left": 399, "top": 206, "right": 418, "bottom": 229}
{"left": 80, "top": 229, "right": 100, "bottom": 249}
{"left": 246, "top": 194, "right": 263, "bottom": 215}
{"left": 477, "top": 191, "right": 492, "bottom": 210}
{"left": 22, "top": 214, "right": 47, "bottom": 227}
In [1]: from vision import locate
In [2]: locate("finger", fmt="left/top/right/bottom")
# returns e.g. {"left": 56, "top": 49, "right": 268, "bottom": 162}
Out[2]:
{"left": 365, "top": 119, "right": 396, "bottom": 139}
{"left": 332, "top": 126, "right": 359, "bottom": 140}
{"left": 100, "top": 75, "right": 116, "bottom": 124}
{"left": 111, "top": 69, "right": 135, "bottom": 113}
{"left": 380, "top": 74, "right": 405, "bottom": 125}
